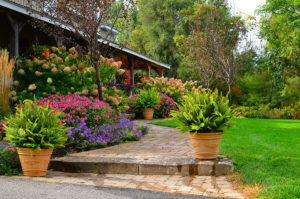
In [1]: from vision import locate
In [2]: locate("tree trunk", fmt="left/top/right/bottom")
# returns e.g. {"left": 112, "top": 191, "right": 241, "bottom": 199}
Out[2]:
{"left": 228, "top": 83, "right": 232, "bottom": 105}
{"left": 95, "top": 61, "right": 103, "bottom": 100}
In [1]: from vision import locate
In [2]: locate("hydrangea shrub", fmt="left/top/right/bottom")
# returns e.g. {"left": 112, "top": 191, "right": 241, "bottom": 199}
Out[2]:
{"left": 138, "top": 77, "right": 205, "bottom": 103}
{"left": 12, "top": 45, "right": 127, "bottom": 111}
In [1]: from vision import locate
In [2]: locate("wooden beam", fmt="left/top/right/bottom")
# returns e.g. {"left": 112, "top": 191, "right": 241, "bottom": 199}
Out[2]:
{"left": 7, "top": 15, "right": 25, "bottom": 57}
{"left": 147, "top": 64, "right": 151, "bottom": 79}
{"left": 128, "top": 55, "right": 135, "bottom": 96}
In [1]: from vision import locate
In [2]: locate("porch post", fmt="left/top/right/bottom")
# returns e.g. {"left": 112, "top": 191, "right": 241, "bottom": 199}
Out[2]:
{"left": 147, "top": 64, "right": 151, "bottom": 79}
{"left": 158, "top": 69, "right": 164, "bottom": 77}
{"left": 8, "top": 15, "right": 25, "bottom": 57}
{"left": 128, "top": 56, "right": 135, "bottom": 96}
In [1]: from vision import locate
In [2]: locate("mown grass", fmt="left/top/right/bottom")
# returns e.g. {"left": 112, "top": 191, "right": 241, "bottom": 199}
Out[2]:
{"left": 150, "top": 118, "right": 300, "bottom": 199}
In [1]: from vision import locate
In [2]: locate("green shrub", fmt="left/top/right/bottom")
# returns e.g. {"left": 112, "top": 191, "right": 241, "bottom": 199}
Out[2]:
{"left": 172, "top": 90, "right": 232, "bottom": 133}
{"left": 231, "top": 102, "right": 300, "bottom": 119}
{"left": 136, "top": 88, "right": 160, "bottom": 109}
{"left": 5, "top": 100, "right": 68, "bottom": 150}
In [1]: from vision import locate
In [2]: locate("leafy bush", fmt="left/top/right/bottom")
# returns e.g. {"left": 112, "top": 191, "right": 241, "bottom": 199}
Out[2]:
{"left": 37, "top": 94, "right": 117, "bottom": 128}
{"left": 154, "top": 94, "right": 178, "bottom": 118}
{"left": 12, "top": 45, "right": 123, "bottom": 102}
{"left": 231, "top": 102, "right": 300, "bottom": 119}
{"left": 136, "top": 88, "right": 160, "bottom": 109}
{"left": 5, "top": 100, "right": 68, "bottom": 150}
{"left": 172, "top": 90, "right": 232, "bottom": 133}
{"left": 0, "top": 141, "right": 21, "bottom": 175}
{"left": 138, "top": 77, "right": 204, "bottom": 103}
{"left": 67, "top": 116, "right": 148, "bottom": 149}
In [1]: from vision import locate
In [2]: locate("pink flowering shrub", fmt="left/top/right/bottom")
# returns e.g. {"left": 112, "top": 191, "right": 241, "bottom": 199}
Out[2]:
{"left": 127, "top": 95, "right": 138, "bottom": 114}
{"left": 37, "top": 94, "right": 117, "bottom": 127}
{"left": 0, "top": 121, "right": 6, "bottom": 140}
{"left": 154, "top": 94, "right": 178, "bottom": 118}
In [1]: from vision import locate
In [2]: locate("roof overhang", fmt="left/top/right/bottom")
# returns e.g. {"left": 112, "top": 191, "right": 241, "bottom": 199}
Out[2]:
{"left": 0, "top": 0, "right": 170, "bottom": 70}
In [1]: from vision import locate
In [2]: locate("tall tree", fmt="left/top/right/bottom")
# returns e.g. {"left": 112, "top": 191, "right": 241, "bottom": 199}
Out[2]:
{"left": 175, "top": 1, "right": 248, "bottom": 103}
{"left": 257, "top": 0, "right": 299, "bottom": 71}
{"left": 28, "top": 0, "right": 133, "bottom": 100}
{"left": 120, "top": 0, "right": 196, "bottom": 77}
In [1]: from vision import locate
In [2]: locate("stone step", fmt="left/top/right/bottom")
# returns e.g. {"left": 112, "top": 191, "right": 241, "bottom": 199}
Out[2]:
{"left": 50, "top": 155, "right": 233, "bottom": 176}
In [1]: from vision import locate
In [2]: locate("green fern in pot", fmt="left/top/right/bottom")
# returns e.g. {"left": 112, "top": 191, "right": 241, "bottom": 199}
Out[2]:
{"left": 4, "top": 100, "right": 68, "bottom": 176}
{"left": 136, "top": 88, "right": 160, "bottom": 120}
{"left": 171, "top": 89, "right": 232, "bottom": 159}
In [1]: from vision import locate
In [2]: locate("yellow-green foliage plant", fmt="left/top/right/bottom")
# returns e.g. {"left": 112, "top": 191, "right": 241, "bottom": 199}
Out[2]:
{"left": 172, "top": 90, "right": 232, "bottom": 133}
{"left": 0, "top": 50, "right": 15, "bottom": 113}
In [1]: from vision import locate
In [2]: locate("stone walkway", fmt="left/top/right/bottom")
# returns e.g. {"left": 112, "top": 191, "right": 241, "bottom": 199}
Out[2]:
{"left": 15, "top": 171, "right": 244, "bottom": 199}
{"left": 51, "top": 120, "right": 233, "bottom": 176}
{"left": 47, "top": 120, "right": 244, "bottom": 198}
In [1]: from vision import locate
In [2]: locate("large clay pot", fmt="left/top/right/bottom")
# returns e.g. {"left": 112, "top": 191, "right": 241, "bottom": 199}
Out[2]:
{"left": 189, "top": 132, "right": 223, "bottom": 159}
{"left": 17, "top": 148, "right": 53, "bottom": 177}
{"left": 142, "top": 108, "right": 154, "bottom": 120}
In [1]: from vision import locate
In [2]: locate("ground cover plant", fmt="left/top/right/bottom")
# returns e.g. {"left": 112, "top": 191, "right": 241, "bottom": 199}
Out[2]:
{"left": 0, "top": 141, "right": 21, "bottom": 175}
{"left": 67, "top": 116, "right": 148, "bottom": 150}
{"left": 150, "top": 118, "right": 300, "bottom": 199}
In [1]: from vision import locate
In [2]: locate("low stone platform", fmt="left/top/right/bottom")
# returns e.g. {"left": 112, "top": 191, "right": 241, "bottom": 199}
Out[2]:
{"left": 50, "top": 120, "right": 233, "bottom": 176}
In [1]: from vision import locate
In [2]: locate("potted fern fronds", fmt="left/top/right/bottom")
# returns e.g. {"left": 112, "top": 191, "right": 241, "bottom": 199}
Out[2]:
{"left": 136, "top": 88, "right": 160, "bottom": 120}
{"left": 172, "top": 90, "right": 232, "bottom": 159}
{"left": 4, "top": 100, "right": 67, "bottom": 176}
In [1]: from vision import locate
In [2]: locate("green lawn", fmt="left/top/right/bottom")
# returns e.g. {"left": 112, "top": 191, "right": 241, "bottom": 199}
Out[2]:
{"left": 150, "top": 118, "right": 300, "bottom": 199}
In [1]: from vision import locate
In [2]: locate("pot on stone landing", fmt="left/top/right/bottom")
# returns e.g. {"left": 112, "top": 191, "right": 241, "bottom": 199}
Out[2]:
{"left": 17, "top": 148, "right": 53, "bottom": 177}
{"left": 126, "top": 113, "right": 136, "bottom": 120}
{"left": 189, "top": 132, "right": 223, "bottom": 159}
{"left": 142, "top": 108, "right": 154, "bottom": 120}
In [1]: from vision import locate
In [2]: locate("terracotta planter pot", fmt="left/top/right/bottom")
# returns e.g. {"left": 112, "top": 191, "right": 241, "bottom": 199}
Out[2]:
{"left": 142, "top": 108, "right": 154, "bottom": 120}
{"left": 189, "top": 132, "right": 223, "bottom": 160}
{"left": 126, "top": 113, "right": 136, "bottom": 120}
{"left": 17, "top": 148, "right": 53, "bottom": 177}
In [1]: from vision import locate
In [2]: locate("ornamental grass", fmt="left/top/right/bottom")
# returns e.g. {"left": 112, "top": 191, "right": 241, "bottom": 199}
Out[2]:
{"left": 0, "top": 50, "right": 15, "bottom": 113}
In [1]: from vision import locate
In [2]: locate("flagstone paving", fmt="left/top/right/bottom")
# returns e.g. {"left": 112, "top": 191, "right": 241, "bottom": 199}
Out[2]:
{"left": 15, "top": 171, "right": 244, "bottom": 199}
{"left": 50, "top": 120, "right": 233, "bottom": 176}
{"left": 32, "top": 120, "right": 243, "bottom": 198}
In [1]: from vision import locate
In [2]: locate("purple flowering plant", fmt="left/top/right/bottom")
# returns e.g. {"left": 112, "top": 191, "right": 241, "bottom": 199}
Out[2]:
{"left": 66, "top": 116, "right": 148, "bottom": 150}
{"left": 0, "top": 140, "right": 21, "bottom": 175}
